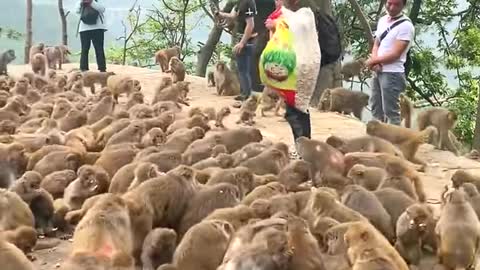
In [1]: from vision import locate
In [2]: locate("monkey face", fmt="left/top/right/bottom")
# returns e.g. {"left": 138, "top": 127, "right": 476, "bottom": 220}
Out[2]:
{"left": 216, "top": 62, "right": 226, "bottom": 72}
{"left": 365, "top": 120, "right": 381, "bottom": 135}
{"left": 20, "top": 171, "right": 42, "bottom": 190}
{"left": 406, "top": 207, "right": 429, "bottom": 232}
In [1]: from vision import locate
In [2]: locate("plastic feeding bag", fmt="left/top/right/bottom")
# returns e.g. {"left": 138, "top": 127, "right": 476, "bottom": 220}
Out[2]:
{"left": 259, "top": 6, "right": 321, "bottom": 113}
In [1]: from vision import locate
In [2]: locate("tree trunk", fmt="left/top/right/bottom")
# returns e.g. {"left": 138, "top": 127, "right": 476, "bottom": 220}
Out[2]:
{"left": 25, "top": 0, "right": 33, "bottom": 64}
{"left": 195, "top": 0, "right": 236, "bottom": 77}
{"left": 473, "top": 97, "right": 480, "bottom": 150}
{"left": 58, "top": 0, "right": 68, "bottom": 45}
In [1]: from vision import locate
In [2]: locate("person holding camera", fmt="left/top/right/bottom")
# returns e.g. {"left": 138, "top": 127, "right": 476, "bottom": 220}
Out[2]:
{"left": 76, "top": 0, "right": 107, "bottom": 72}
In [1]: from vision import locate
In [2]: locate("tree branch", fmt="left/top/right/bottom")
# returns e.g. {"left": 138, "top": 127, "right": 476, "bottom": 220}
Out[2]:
{"left": 407, "top": 77, "right": 436, "bottom": 106}
{"left": 347, "top": 0, "right": 375, "bottom": 48}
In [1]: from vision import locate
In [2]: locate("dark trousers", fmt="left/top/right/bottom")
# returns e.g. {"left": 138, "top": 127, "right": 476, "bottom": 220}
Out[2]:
{"left": 251, "top": 31, "right": 269, "bottom": 92}
{"left": 235, "top": 41, "right": 255, "bottom": 98}
{"left": 285, "top": 104, "right": 311, "bottom": 143}
{"left": 80, "top": 29, "right": 106, "bottom": 72}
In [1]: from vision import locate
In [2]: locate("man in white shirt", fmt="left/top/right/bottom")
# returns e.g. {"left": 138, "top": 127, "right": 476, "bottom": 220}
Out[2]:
{"left": 365, "top": 0, "right": 414, "bottom": 125}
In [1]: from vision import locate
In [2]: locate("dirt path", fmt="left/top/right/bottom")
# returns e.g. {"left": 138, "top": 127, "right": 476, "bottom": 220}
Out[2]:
{"left": 8, "top": 63, "right": 479, "bottom": 269}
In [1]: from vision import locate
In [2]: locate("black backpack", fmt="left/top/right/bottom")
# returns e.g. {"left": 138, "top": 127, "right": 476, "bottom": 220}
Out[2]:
{"left": 80, "top": 0, "right": 103, "bottom": 25}
{"left": 314, "top": 11, "right": 342, "bottom": 67}
{"left": 378, "top": 17, "right": 413, "bottom": 76}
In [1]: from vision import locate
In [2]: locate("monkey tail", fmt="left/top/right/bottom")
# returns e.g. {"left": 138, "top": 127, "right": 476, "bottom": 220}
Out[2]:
{"left": 398, "top": 127, "right": 435, "bottom": 160}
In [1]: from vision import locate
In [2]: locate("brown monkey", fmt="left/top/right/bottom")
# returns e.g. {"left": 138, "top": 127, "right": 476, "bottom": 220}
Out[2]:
{"left": 141, "top": 127, "right": 166, "bottom": 147}
{"left": 215, "top": 106, "right": 231, "bottom": 128}
{"left": 128, "top": 104, "right": 154, "bottom": 119}
{"left": 153, "top": 101, "right": 181, "bottom": 115}
{"left": 82, "top": 71, "right": 116, "bottom": 94}
{"left": 9, "top": 171, "right": 43, "bottom": 204}
{"left": 28, "top": 43, "right": 45, "bottom": 61}
{"left": 0, "top": 189, "right": 35, "bottom": 230}
{"left": 127, "top": 162, "right": 161, "bottom": 191}
{"left": 347, "top": 164, "right": 386, "bottom": 191}
{"left": 192, "top": 153, "right": 234, "bottom": 170}
{"left": 177, "top": 183, "right": 241, "bottom": 237}
{"left": 231, "top": 142, "right": 272, "bottom": 166}
{"left": 341, "top": 185, "right": 395, "bottom": 242}
{"left": 260, "top": 86, "right": 283, "bottom": 117}
{"left": 1, "top": 225, "right": 37, "bottom": 254}
{"left": 41, "top": 170, "right": 77, "bottom": 199}
{"left": 29, "top": 188, "right": 55, "bottom": 236}
{"left": 207, "top": 70, "right": 215, "bottom": 86}
{"left": 173, "top": 219, "right": 235, "bottom": 270}
{"left": 236, "top": 94, "right": 259, "bottom": 125}
{"left": 214, "top": 61, "right": 240, "bottom": 96}
{"left": 0, "top": 49, "right": 16, "bottom": 75}
{"left": 188, "top": 106, "right": 216, "bottom": 121}
{"left": 286, "top": 216, "right": 327, "bottom": 270}
{"left": 395, "top": 203, "right": 436, "bottom": 266}
{"left": 326, "top": 135, "right": 404, "bottom": 158}
{"left": 341, "top": 58, "right": 366, "bottom": 81}
{"left": 399, "top": 93, "right": 413, "bottom": 128}
{"left": 451, "top": 169, "right": 480, "bottom": 191}
{"left": 45, "top": 46, "right": 65, "bottom": 70}
{"left": 190, "top": 127, "right": 263, "bottom": 155}
{"left": 461, "top": 182, "right": 480, "bottom": 219}
{"left": 166, "top": 56, "right": 186, "bottom": 83}
{"left": 105, "top": 121, "right": 146, "bottom": 148}
{"left": 153, "top": 81, "right": 191, "bottom": 106}
{"left": 204, "top": 205, "right": 256, "bottom": 230}
{"left": 374, "top": 188, "right": 415, "bottom": 228}
{"left": 12, "top": 77, "right": 30, "bottom": 96}
{"left": 87, "top": 95, "right": 115, "bottom": 125}
{"left": 436, "top": 189, "right": 480, "bottom": 270}
{"left": 0, "top": 120, "right": 16, "bottom": 135}
{"left": 33, "top": 150, "right": 81, "bottom": 177}
{"left": 155, "top": 45, "right": 181, "bottom": 72}
{"left": 242, "top": 182, "right": 287, "bottom": 206}
{"left": 106, "top": 74, "right": 134, "bottom": 102}
{"left": 141, "top": 228, "right": 177, "bottom": 270}
{"left": 277, "top": 160, "right": 311, "bottom": 191}
{"left": 238, "top": 148, "right": 287, "bottom": 175}
{"left": 64, "top": 194, "right": 134, "bottom": 270}
{"left": 30, "top": 53, "right": 47, "bottom": 76}
{"left": 162, "top": 126, "right": 205, "bottom": 153}
{"left": 344, "top": 221, "right": 409, "bottom": 270}
{"left": 206, "top": 167, "right": 255, "bottom": 197}
{"left": 0, "top": 236, "right": 35, "bottom": 270}
{"left": 319, "top": 87, "right": 369, "bottom": 119}
{"left": 417, "top": 107, "right": 459, "bottom": 155}
{"left": 96, "top": 118, "right": 131, "bottom": 147}
{"left": 296, "top": 136, "right": 345, "bottom": 177}
{"left": 311, "top": 216, "right": 341, "bottom": 251}
{"left": 108, "top": 163, "right": 139, "bottom": 194}
{"left": 166, "top": 114, "right": 210, "bottom": 135}
{"left": 384, "top": 159, "right": 426, "bottom": 202}
{"left": 126, "top": 91, "right": 144, "bottom": 109}
{"left": 63, "top": 165, "right": 111, "bottom": 210}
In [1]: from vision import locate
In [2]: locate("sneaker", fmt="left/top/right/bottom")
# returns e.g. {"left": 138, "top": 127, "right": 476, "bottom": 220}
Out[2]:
{"left": 234, "top": 95, "right": 245, "bottom": 101}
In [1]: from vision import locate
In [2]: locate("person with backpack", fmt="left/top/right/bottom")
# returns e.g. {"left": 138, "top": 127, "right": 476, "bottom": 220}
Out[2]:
{"left": 365, "top": 0, "right": 414, "bottom": 125}
{"left": 76, "top": 0, "right": 107, "bottom": 72}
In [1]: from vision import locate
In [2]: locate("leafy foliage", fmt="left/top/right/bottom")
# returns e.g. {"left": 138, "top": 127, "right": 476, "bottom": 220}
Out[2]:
{"left": 0, "top": 27, "right": 22, "bottom": 40}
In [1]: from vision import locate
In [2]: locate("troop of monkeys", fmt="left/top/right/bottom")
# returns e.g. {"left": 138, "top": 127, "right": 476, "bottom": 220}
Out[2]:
{"left": 0, "top": 40, "right": 476, "bottom": 270}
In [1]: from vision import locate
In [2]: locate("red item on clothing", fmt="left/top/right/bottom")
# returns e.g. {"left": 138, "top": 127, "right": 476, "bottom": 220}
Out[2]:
{"left": 276, "top": 89, "right": 296, "bottom": 107}
{"left": 267, "top": 7, "right": 282, "bottom": 21}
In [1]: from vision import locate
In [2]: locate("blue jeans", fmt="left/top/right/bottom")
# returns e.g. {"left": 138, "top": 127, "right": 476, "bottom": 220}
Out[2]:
{"left": 235, "top": 42, "right": 255, "bottom": 98}
{"left": 370, "top": 72, "right": 406, "bottom": 125}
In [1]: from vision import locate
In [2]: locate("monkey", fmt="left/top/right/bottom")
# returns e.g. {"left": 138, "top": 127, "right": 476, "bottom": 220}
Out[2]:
{"left": 142, "top": 112, "right": 176, "bottom": 132}
{"left": 296, "top": 136, "right": 345, "bottom": 177}
{"left": 205, "top": 166, "right": 255, "bottom": 198}
{"left": 318, "top": 87, "right": 369, "bottom": 119}
{"left": 128, "top": 103, "right": 154, "bottom": 120}
{"left": 133, "top": 79, "right": 141, "bottom": 91}
{"left": 127, "top": 162, "right": 162, "bottom": 191}
{"left": 0, "top": 188, "right": 35, "bottom": 230}
{"left": 45, "top": 46, "right": 66, "bottom": 70}
{"left": 0, "top": 120, "right": 16, "bottom": 135}
{"left": 141, "top": 127, "right": 166, "bottom": 148}
{"left": 207, "top": 70, "right": 215, "bottom": 86}
{"left": 450, "top": 169, "right": 480, "bottom": 192}
{"left": 105, "top": 121, "right": 146, "bottom": 148}
{"left": 138, "top": 150, "right": 183, "bottom": 174}
{"left": 155, "top": 46, "right": 181, "bottom": 72}
{"left": 188, "top": 106, "right": 216, "bottom": 121}
{"left": 33, "top": 150, "right": 81, "bottom": 177}
{"left": 153, "top": 101, "right": 182, "bottom": 115}
{"left": 435, "top": 189, "right": 480, "bottom": 270}
{"left": 65, "top": 194, "right": 135, "bottom": 270}
{"left": 366, "top": 120, "right": 436, "bottom": 166}
{"left": 87, "top": 95, "right": 115, "bottom": 125}
{"left": 460, "top": 182, "right": 480, "bottom": 220}
{"left": 399, "top": 93, "right": 414, "bottom": 128}
{"left": 0, "top": 225, "right": 37, "bottom": 255}
{"left": 9, "top": 171, "right": 43, "bottom": 204}
{"left": 141, "top": 228, "right": 177, "bottom": 270}
{"left": 238, "top": 148, "right": 288, "bottom": 176}
{"left": 373, "top": 188, "right": 414, "bottom": 229}
{"left": 394, "top": 203, "right": 436, "bottom": 266}
{"left": 236, "top": 95, "right": 259, "bottom": 125}
{"left": 172, "top": 219, "right": 235, "bottom": 270}
{"left": 28, "top": 43, "right": 45, "bottom": 62}
{"left": 10, "top": 78, "right": 29, "bottom": 97}
{"left": 108, "top": 163, "right": 140, "bottom": 194}
{"left": 0, "top": 97, "right": 30, "bottom": 122}
{"left": 347, "top": 164, "right": 386, "bottom": 191}
{"left": 0, "top": 49, "right": 16, "bottom": 75}
{"left": 29, "top": 188, "right": 55, "bottom": 236}
{"left": 214, "top": 61, "right": 240, "bottom": 96}
{"left": 416, "top": 107, "right": 459, "bottom": 155}
{"left": 341, "top": 58, "right": 366, "bottom": 81}
{"left": 166, "top": 114, "right": 210, "bottom": 135}
{"left": 106, "top": 74, "right": 135, "bottom": 102}
{"left": 192, "top": 153, "right": 234, "bottom": 170}
{"left": 161, "top": 126, "right": 205, "bottom": 153}
{"left": 341, "top": 185, "right": 395, "bottom": 242}
{"left": 204, "top": 204, "right": 256, "bottom": 231}
{"left": 326, "top": 135, "right": 404, "bottom": 158}
{"left": 165, "top": 56, "right": 186, "bottom": 83}
{"left": 58, "top": 109, "right": 88, "bottom": 132}
{"left": 95, "top": 118, "right": 131, "bottom": 148}
{"left": 344, "top": 221, "right": 410, "bottom": 270}
{"left": 384, "top": 158, "right": 426, "bottom": 202}
{"left": 40, "top": 170, "right": 77, "bottom": 199}
{"left": 126, "top": 91, "right": 144, "bottom": 109}
{"left": 215, "top": 106, "right": 231, "bottom": 129}
{"left": 177, "top": 183, "right": 241, "bottom": 237}
{"left": 82, "top": 71, "right": 116, "bottom": 94}
{"left": 30, "top": 53, "right": 47, "bottom": 76}
{"left": 153, "top": 81, "right": 191, "bottom": 107}
{"left": 230, "top": 141, "right": 272, "bottom": 166}
{"left": 274, "top": 160, "right": 310, "bottom": 192}
{"left": 284, "top": 216, "right": 327, "bottom": 270}
{"left": 0, "top": 236, "right": 35, "bottom": 270}
{"left": 260, "top": 86, "right": 283, "bottom": 117}
{"left": 241, "top": 182, "right": 287, "bottom": 206}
